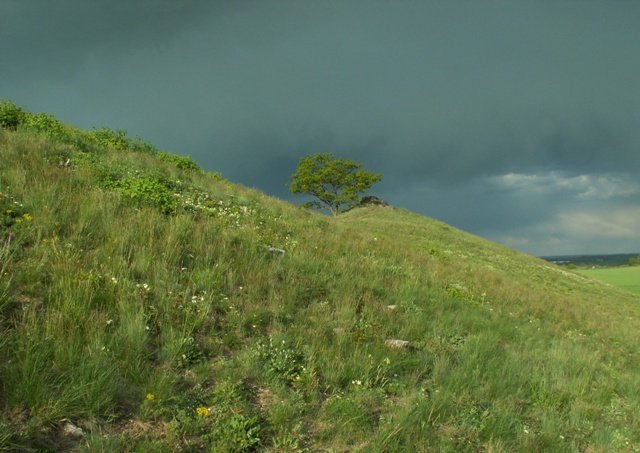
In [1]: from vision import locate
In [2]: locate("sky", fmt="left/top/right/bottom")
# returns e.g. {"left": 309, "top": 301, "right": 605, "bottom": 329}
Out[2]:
{"left": 1, "top": 0, "right": 639, "bottom": 256}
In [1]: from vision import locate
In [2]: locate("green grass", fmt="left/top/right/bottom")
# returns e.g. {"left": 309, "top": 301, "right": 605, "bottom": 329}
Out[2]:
{"left": 1, "top": 106, "right": 640, "bottom": 451}
{"left": 577, "top": 266, "right": 640, "bottom": 295}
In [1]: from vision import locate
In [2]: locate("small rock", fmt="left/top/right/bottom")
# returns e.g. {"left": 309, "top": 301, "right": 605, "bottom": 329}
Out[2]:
{"left": 265, "top": 245, "right": 285, "bottom": 257}
{"left": 61, "top": 420, "right": 85, "bottom": 438}
{"left": 359, "top": 195, "right": 389, "bottom": 207}
{"left": 385, "top": 339, "right": 410, "bottom": 349}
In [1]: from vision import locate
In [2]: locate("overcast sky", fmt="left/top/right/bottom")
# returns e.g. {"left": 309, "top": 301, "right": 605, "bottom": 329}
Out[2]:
{"left": 2, "top": 0, "right": 639, "bottom": 256}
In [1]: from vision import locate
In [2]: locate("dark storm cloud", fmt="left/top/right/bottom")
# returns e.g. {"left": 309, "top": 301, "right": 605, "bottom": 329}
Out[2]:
{"left": 0, "top": 0, "right": 216, "bottom": 78}
{"left": 165, "top": 0, "right": 640, "bottom": 188}
{"left": 2, "top": 0, "right": 639, "bottom": 255}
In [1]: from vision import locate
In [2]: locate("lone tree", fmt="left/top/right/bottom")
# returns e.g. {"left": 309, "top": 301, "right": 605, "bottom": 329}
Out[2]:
{"left": 290, "top": 153, "right": 382, "bottom": 215}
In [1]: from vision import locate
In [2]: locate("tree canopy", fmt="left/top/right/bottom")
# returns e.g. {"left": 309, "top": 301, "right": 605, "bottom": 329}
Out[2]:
{"left": 290, "top": 153, "right": 382, "bottom": 215}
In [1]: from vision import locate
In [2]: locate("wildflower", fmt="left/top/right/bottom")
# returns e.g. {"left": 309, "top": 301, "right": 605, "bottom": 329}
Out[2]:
{"left": 111, "top": 277, "right": 118, "bottom": 284}
{"left": 196, "top": 406, "right": 210, "bottom": 417}
{"left": 106, "top": 319, "right": 113, "bottom": 325}
{"left": 146, "top": 393, "right": 155, "bottom": 401}
{"left": 351, "top": 380, "right": 362, "bottom": 386}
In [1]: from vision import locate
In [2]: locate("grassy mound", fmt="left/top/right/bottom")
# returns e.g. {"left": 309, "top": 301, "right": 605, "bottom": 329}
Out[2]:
{"left": 1, "top": 106, "right": 639, "bottom": 451}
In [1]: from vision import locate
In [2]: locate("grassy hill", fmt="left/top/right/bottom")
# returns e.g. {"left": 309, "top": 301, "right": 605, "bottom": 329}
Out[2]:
{"left": 1, "top": 104, "right": 640, "bottom": 452}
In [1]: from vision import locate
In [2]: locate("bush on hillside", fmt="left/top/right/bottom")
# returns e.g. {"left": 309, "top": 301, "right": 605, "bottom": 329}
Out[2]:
{"left": 22, "top": 112, "right": 68, "bottom": 140}
{"left": 109, "top": 176, "right": 179, "bottom": 215}
{"left": 128, "top": 136, "right": 159, "bottom": 154}
{"left": 0, "top": 100, "right": 25, "bottom": 130}
{"left": 91, "top": 128, "right": 131, "bottom": 151}
{"left": 158, "top": 151, "right": 202, "bottom": 172}
{"left": 92, "top": 127, "right": 159, "bottom": 154}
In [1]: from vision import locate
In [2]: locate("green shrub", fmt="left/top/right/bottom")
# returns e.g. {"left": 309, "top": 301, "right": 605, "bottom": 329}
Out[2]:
{"left": 22, "top": 112, "right": 67, "bottom": 139}
{"left": 255, "top": 338, "right": 305, "bottom": 385}
{"left": 128, "top": 136, "right": 159, "bottom": 154}
{"left": 158, "top": 151, "right": 202, "bottom": 171}
{"left": 174, "top": 380, "right": 262, "bottom": 452}
{"left": 92, "top": 128, "right": 131, "bottom": 151}
{"left": 0, "top": 100, "right": 25, "bottom": 130}
{"left": 65, "top": 129, "right": 98, "bottom": 153}
{"left": 113, "top": 176, "right": 179, "bottom": 215}
{"left": 91, "top": 128, "right": 159, "bottom": 154}
{"left": 212, "top": 413, "right": 261, "bottom": 452}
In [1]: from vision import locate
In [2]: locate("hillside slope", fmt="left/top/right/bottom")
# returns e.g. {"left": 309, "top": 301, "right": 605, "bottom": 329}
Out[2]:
{"left": 1, "top": 111, "right": 639, "bottom": 452}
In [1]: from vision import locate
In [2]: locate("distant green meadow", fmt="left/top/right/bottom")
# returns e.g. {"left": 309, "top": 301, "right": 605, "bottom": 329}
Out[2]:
{"left": 578, "top": 266, "right": 640, "bottom": 295}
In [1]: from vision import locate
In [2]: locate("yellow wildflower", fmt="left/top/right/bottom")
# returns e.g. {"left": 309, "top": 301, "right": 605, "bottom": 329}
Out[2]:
{"left": 196, "top": 406, "right": 210, "bottom": 417}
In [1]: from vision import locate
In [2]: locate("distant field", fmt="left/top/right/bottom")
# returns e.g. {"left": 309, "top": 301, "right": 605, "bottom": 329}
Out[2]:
{"left": 578, "top": 266, "right": 640, "bottom": 294}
